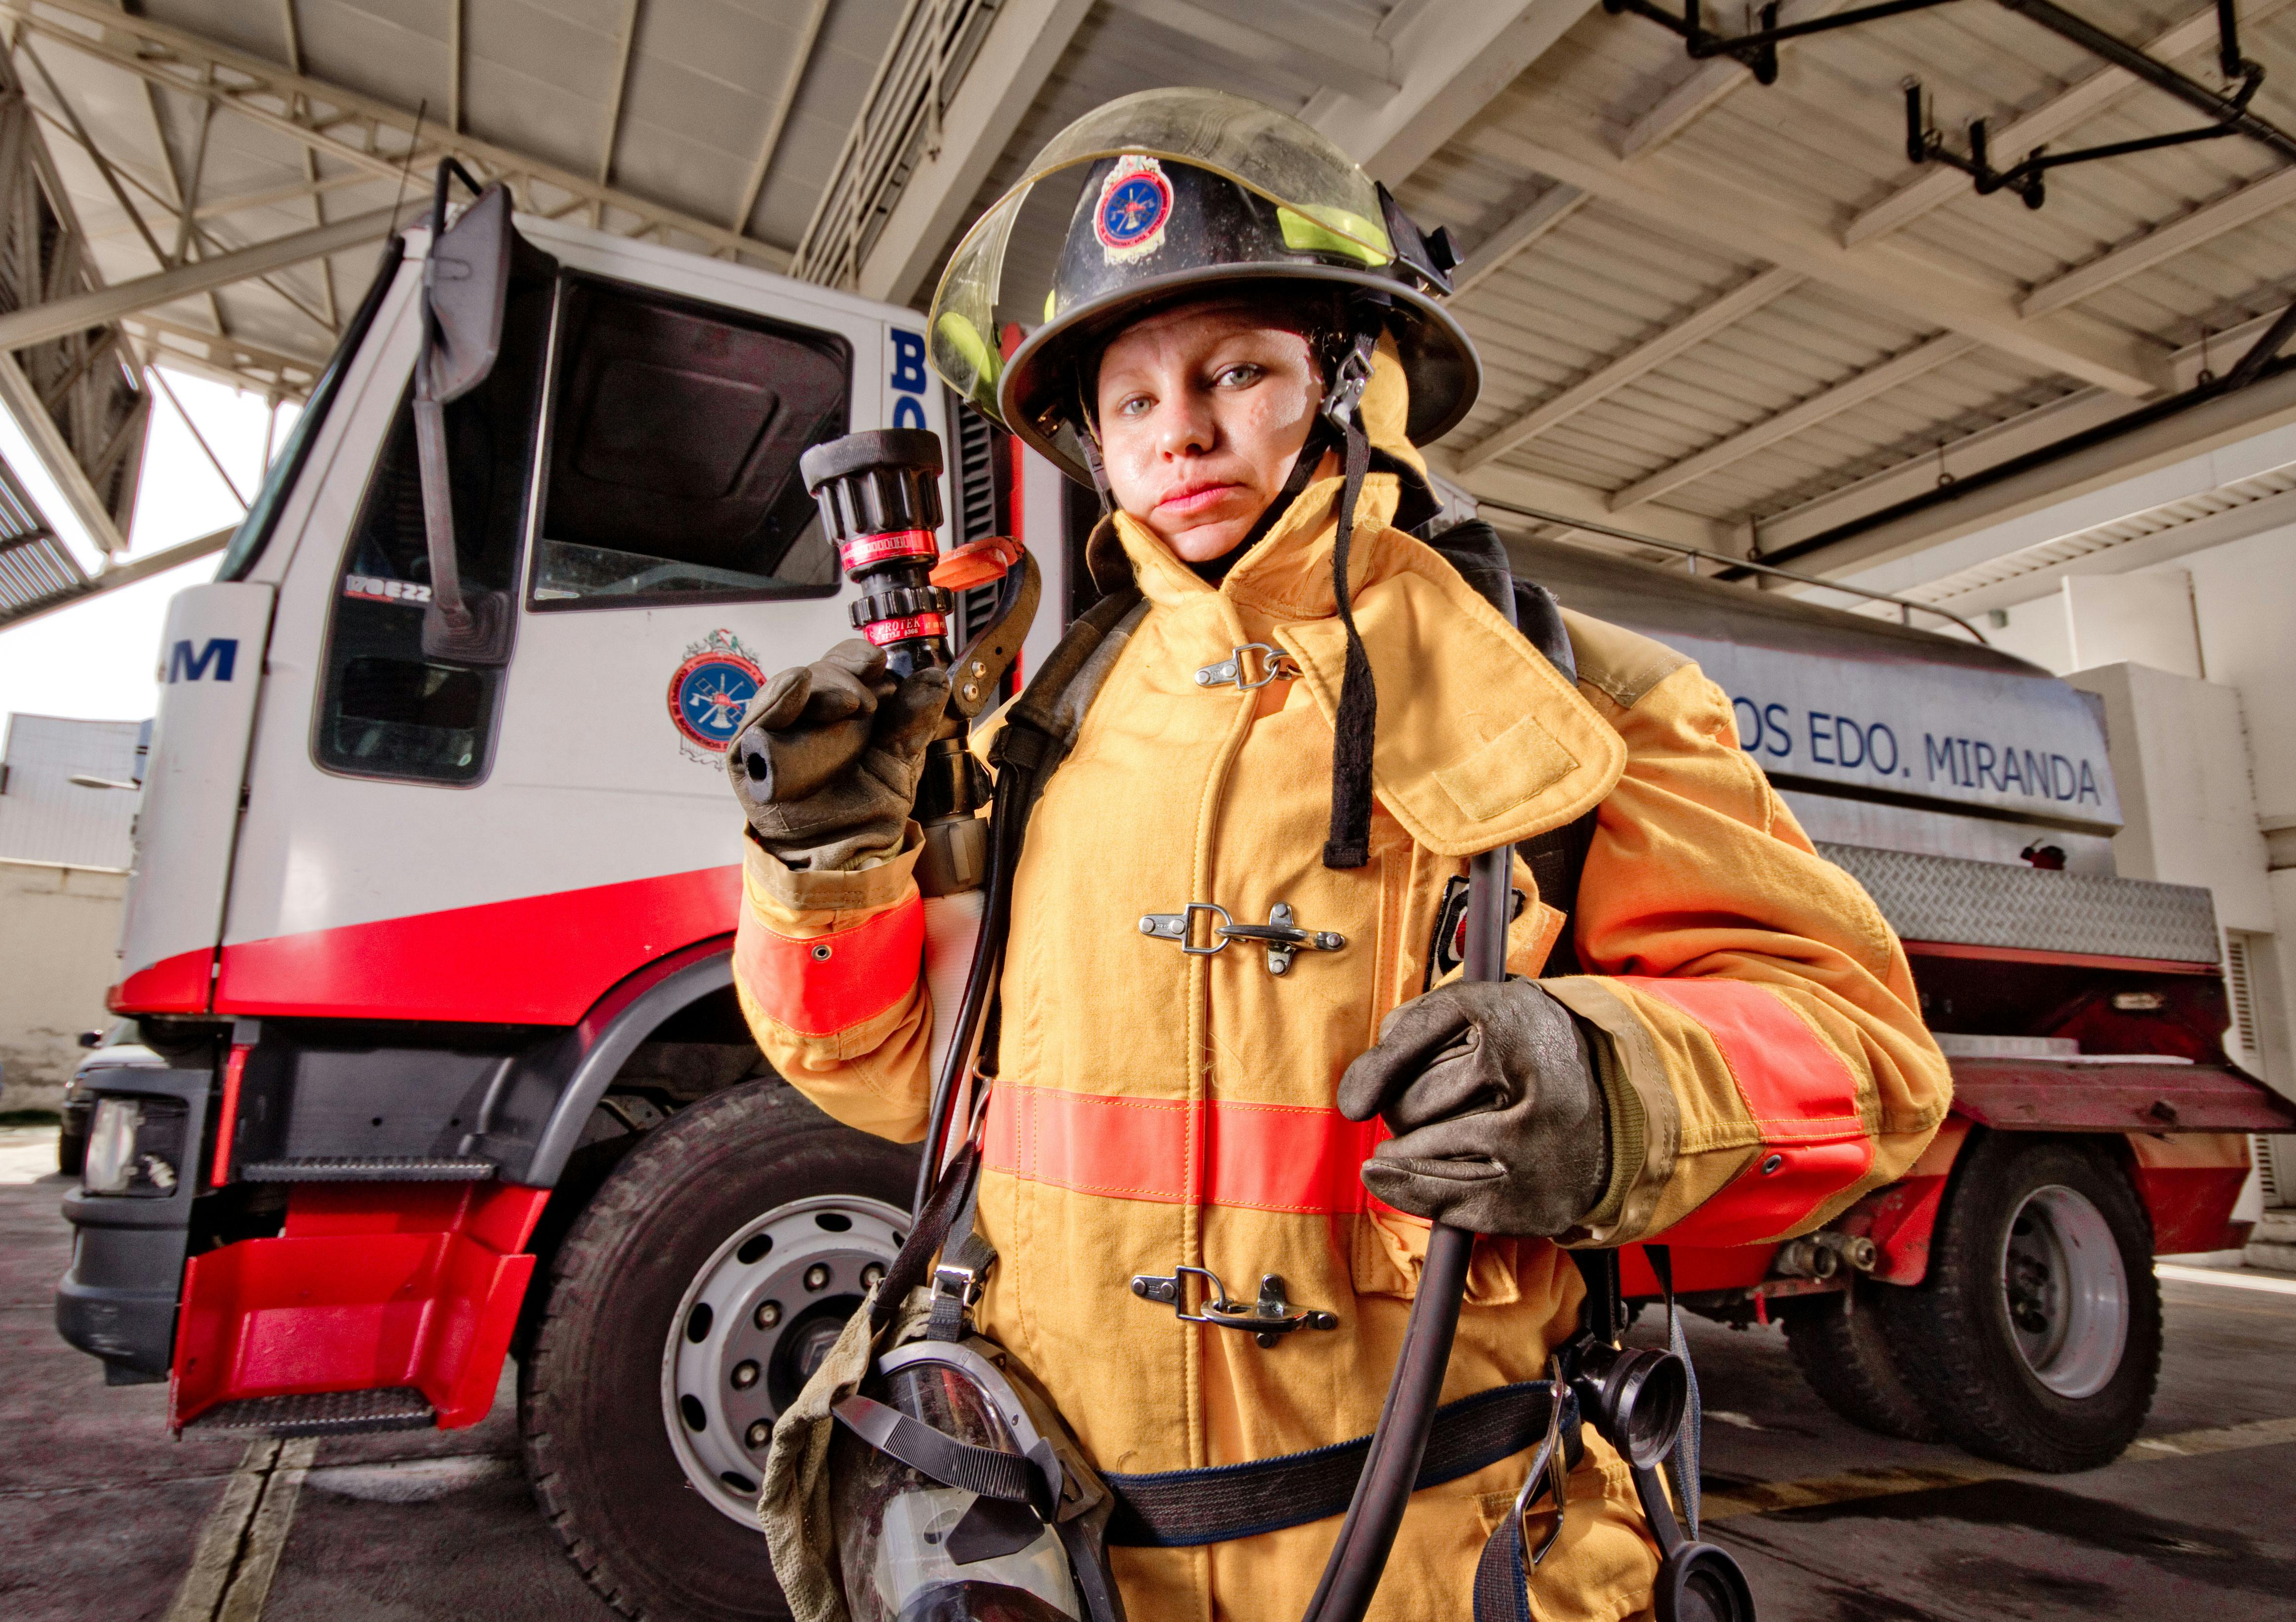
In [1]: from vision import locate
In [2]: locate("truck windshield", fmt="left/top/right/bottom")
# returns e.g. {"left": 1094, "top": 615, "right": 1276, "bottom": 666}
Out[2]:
{"left": 218, "top": 241, "right": 403, "bottom": 583}
{"left": 526, "top": 276, "right": 847, "bottom": 609}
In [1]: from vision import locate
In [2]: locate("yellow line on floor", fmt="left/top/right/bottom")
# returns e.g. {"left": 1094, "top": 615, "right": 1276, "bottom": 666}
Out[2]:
{"left": 164, "top": 1436, "right": 319, "bottom": 1622}
{"left": 2157, "top": 1262, "right": 2296, "bottom": 1296}
{"left": 1702, "top": 1415, "right": 2296, "bottom": 1521}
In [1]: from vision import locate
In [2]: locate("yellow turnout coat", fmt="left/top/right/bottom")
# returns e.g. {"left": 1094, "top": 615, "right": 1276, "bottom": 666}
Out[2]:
{"left": 734, "top": 375, "right": 1950, "bottom": 1622}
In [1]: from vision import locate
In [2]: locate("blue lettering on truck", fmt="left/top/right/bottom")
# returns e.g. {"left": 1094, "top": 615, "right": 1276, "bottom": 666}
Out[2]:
{"left": 1726, "top": 685, "right": 2098, "bottom": 805}
{"left": 889, "top": 330, "right": 928, "bottom": 431}
{"left": 165, "top": 638, "right": 238, "bottom": 683}
{"left": 1919, "top": 731, "right": 2100, "bottom": 804}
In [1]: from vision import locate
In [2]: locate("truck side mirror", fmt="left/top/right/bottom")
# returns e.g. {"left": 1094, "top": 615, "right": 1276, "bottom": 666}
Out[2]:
{"left": 415, "top": 162, "right": 515, "bottom": 666}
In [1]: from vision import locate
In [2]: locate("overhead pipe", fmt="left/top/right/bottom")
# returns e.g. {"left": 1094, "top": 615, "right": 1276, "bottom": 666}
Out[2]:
{"left": 1992, "top": 0, "right": 2296, "bottom": 165}
{"left": 1741, "top": 309, "right": 2296, "bottom": 574}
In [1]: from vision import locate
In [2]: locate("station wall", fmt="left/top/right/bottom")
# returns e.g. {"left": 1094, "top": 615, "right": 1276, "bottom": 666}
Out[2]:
{"left": 0, "top": 858, "right": 124, "bottom": 1113}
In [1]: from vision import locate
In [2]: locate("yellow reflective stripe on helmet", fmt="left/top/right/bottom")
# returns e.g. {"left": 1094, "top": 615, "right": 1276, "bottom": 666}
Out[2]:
{"left": 1278, "top": 203, "right": 1390, "bottom": 267}
{"left": 933, "top": 311, "right": 1000, "bottom": 400}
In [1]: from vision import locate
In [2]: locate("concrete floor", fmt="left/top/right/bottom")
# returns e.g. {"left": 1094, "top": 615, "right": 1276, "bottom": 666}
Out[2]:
{"left": 4, "top": 1127, "right": 2292, "bottom": 1622}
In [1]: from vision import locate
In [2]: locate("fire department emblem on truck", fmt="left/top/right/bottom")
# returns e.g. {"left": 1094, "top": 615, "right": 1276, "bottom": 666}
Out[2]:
{"left": 1096, "top": 154, "right": 1171, "bottom": 263}
{"left": 667, "top": 629, "right": 764, "bottom": 761}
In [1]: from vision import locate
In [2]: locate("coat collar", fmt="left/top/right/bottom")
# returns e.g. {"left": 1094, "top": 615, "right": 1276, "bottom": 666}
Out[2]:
{"left": 1110, "top": 470, "right": 1403, "bottom": 619}
{"left": 1109, "top": 481, "right": 1628, "bottom": 857}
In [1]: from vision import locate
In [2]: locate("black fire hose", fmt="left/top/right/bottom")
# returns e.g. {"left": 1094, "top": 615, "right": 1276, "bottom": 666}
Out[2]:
{"left": 1300, "top": 566, "right": 1521, "bottom": 1622}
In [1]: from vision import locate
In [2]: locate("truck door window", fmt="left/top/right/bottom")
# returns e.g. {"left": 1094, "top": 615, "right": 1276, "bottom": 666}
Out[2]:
{"left": 314, "top": 266, "right": 552, "bottom": 785}
{"left": 526, "top": 277, "right": 848, "bottom": 608}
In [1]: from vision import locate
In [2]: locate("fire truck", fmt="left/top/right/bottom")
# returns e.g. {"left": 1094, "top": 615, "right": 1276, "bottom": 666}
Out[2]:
{"left": 55, "top": 198, "right": 2293, "bottom": 1622}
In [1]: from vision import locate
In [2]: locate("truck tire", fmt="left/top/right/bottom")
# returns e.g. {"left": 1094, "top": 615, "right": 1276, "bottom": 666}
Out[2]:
{"left": 1879, "top": 1133, "right": 2161, "bottom": 1472}
{"left": 522, "top": 1079, "right": 919, "bottom": 1621}
{"left": 1779, "top": 1280, "right": 1942, "bottom": 1442}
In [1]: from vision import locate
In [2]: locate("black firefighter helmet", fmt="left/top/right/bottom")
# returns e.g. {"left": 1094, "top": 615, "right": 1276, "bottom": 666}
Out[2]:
{"left": 925, "top": 87, "right": 1480, "bottom": 487}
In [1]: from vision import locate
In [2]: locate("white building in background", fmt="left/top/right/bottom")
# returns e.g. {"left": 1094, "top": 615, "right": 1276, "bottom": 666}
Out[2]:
{"left": 0, "top": 714, "right": 141, "bottom": 1112}
{"left": 0, "top": 713, "right": 142, "bottom": 867}
{"left": 1838, "top": 428, "right": 2296, "bottom": 1237}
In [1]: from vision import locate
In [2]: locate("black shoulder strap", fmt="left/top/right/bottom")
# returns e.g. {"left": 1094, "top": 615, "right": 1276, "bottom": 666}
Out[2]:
{"left": 911, "top": 584, "right": 1148, "bottom": 1220}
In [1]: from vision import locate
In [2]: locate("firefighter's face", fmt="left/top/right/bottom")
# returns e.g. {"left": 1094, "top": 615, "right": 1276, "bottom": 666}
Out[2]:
{"left": 1095, "top": 303, "right": 1332, "bottom": 562}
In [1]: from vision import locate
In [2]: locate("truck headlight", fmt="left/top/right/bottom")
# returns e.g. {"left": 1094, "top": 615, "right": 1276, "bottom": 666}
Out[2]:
{"left": 82, "top": 1096, "right": 186, "bottom": 1197}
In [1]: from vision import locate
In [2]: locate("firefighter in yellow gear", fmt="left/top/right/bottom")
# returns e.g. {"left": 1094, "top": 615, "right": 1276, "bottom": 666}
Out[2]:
{"left": 730, "top": 88, "right": 1950, "bottom": 1622}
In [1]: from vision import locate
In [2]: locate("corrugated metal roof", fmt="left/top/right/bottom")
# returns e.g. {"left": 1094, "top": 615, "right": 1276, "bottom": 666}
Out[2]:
{"left": 1905, "top": 456, "right": 2296, "bottom": 599}
{"left": 25, "top": 0, "right": 2296, "bottom": 568}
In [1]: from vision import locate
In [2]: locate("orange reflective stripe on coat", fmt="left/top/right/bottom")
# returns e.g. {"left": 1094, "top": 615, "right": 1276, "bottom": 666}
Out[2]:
{"left": 734, "top": 894, "right": 924, "bottom": 1037}
{"left": 983, "top": 1083, "right": 1384, "bottom": 1214}
{"left": 1626, "top": 976, "right": 1874, "bottom": 1244}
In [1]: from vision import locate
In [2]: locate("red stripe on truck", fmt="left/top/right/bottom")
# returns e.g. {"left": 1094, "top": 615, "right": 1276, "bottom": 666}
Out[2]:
{"left": 212, "top": 866, "right": 741, "bottom": 1025}
{"left": 108, "top": 947, "right": 215, "bottom": 1015}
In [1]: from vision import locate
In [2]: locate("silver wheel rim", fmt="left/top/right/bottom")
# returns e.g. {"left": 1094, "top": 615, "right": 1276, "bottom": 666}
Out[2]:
{"left": 1998, "top": 1182, "right": 2128, "bottom": 1399}
{"left": 661, "top": 1193, "right": 907, "bottom": 1527}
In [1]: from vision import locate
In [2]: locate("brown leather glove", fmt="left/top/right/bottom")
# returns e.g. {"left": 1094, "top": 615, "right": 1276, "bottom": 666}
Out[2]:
{"left": 1337, "top": 979, "right": 1611, "bottom": 1237}
{"left": 726, "top": 639, "right": 949, "bottom": 871}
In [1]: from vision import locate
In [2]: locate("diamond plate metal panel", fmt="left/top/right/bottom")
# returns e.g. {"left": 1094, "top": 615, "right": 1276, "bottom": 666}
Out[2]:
{"left": 1818, "top": 842, "right": 2220, "bottom": 965}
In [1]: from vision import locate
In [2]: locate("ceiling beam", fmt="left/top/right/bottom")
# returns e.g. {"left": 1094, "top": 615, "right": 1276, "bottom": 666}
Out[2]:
{"left": 1616, "top": 0, "right": 1854, "bottom": 160}
{"left": 1458, "top": 265, "right": 1803, "bottom": 471}
{"left": 729, "top": 0, "right": 829, "bottom": 236}
{"left": 1750, "top": 307, "right": 2292, "bottom": 550}
{"left": 187, "top": 167, "right": 384, "bottom": 222}
{"left": 1768, "top": 362, "right": 2296, "bottom": 581}
{"left": 1310, "top": 0, "right": 1601, "bottom": 184}
{"left": 1104, "top": 0, "right": 1400, "bottom": 104}
{"left": 1471, "top": 118, "right": 2166, "bottom": 395}
{"left": 1610, "top": 333, "right": 1979, "bottom": 510}
{"left": 0, "top": 350, "right": 122, "bottom": 553}
{"left": 276, "top": 0, "right": 340, "bottom": 331}
{"left": 598, "top": 0, "right": 641, "bottom": 189}
{"left": 2, "top": 0, "right": 794, "bottom": 270}
{"left": 2022, "top": 165, "right": 2296, "bottom": 318}
{"left": 1453, "top": 180, "right": 1586, "bottom": 296}
{"left": 853, "top": 0, "right": 1093, "bottom": 305}
{"left": 1429, "top": 448, "right": 1743, "bottom": 549}
{"left": 0, "top": 203, "right": 413, "bottom": 353}
{"left": 448, "top": 0, "right": 464, "bottom": 133}
{"left": 0, "top": 523, "right": 233, "bottom": 630}
{"left": 1842, "top": 0, "right": 2293, "bottom": 246}
{"left": 125, "top": 313, "right": 328, "bottom": 388}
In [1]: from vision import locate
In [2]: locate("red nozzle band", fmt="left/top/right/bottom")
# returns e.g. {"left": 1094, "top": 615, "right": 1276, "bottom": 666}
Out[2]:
{"left": 863, "top": 612, "right": 947, "bottom": 647}
{"left": 839, "top": 529, "right": 938, "bottom": 571}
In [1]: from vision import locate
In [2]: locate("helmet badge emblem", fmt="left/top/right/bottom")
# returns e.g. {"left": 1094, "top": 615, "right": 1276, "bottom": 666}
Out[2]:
{"left": 1095, "top": 154, "right": 1172, "bottom": 265}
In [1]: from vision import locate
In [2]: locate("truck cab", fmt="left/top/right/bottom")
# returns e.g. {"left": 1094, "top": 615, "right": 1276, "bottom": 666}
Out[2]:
{"left": 59, "top": 203, "right": 1053, "bottom": 1618}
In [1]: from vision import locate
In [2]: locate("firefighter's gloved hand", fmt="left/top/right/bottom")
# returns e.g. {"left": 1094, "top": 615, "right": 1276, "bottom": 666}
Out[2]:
{"left": 728, "top": 639, "right": 949, "bottom": 871}
{"left": 1337, "top": 979, "right": 1610, "bottom": 1237}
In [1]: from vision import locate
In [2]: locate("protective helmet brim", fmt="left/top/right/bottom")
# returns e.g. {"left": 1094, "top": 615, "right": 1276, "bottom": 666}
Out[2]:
{"left": 997, "top": 262, "right": 1479, "bottom": 488}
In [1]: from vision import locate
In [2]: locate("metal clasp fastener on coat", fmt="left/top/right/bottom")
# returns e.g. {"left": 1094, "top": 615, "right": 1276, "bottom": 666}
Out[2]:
{"left": 1194, "top": 643, "right": 1300, "bottom": 690}
{"left": 1138, "top": 902, "right": 1346, "bottom": 975}
{"left": 1131, "top": 1266, "right": 1339, "bottom": 1347}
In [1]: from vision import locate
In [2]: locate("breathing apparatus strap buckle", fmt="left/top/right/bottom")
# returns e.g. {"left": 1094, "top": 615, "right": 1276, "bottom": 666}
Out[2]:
{"left": 1131, "top": 1266, "right": 1339, "bottom": 1348}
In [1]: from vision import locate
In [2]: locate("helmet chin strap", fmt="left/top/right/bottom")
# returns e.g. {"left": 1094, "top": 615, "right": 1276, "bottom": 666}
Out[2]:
{"left": 1319, "top": 314, "right": 1384, "bottom": 871}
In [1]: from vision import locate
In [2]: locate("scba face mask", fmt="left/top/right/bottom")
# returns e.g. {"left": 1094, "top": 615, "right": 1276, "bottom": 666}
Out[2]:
{"left": 828, "top": 1338, "right": 1121, "bottom": 1622}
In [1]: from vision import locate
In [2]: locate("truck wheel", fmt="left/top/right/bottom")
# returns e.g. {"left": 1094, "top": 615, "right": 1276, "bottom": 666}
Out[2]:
{"left": 1879, "top": 1134, "right": 2160, "bottom": 1472}
{"left": 522, "top": 1079, "right": 918, "bottom": 1620}
{"left": 1779, "top": 1280, "right": 1942, "bottom": 1441}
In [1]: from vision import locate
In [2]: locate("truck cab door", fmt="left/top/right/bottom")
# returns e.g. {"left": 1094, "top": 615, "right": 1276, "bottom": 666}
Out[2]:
{"left": 213, "top": 224, "right": 900, "bottom": 1026}
{"left": 110, "top": 248, "right": 409, "bottom": 1014}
